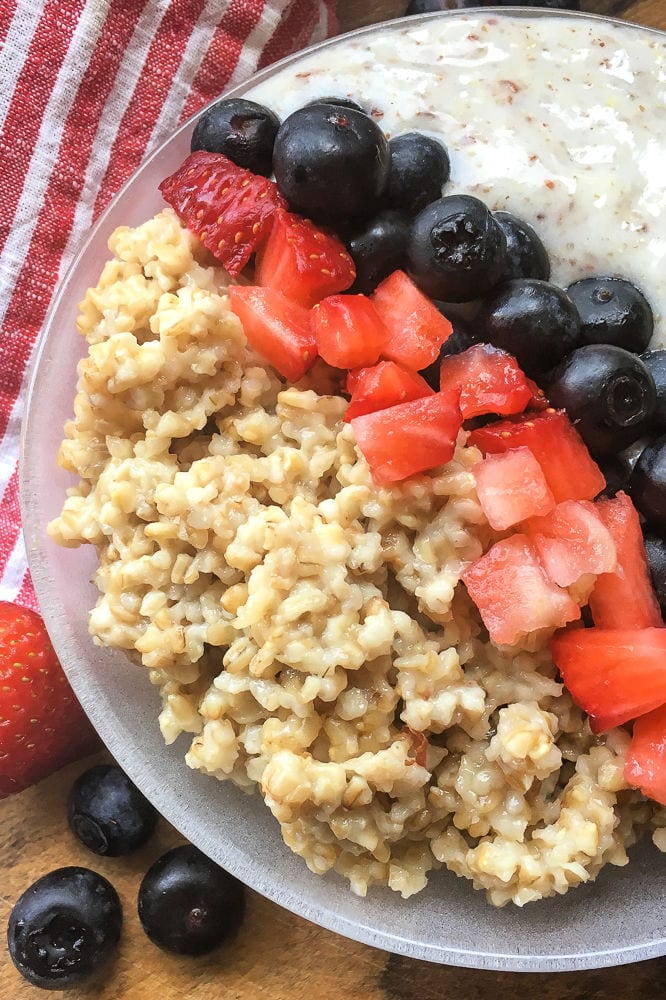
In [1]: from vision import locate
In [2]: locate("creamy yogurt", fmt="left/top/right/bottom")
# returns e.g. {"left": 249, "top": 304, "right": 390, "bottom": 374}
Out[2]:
{"left": 249, "top": 12, "right": 666, "bottom": 347}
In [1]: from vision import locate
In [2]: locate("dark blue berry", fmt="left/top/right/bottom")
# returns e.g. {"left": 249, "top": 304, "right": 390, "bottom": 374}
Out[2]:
{"left": 407, "top": 194, "right": 507, "bottom": 302}
{"left": 643, "top": 532, "right": 666, "bottom": 617}
{"left": 273, "top": 105, "right": 390, "bottom": 223}
{"left": 629, "top": 434, "right": 666, "bottom": 526}
{"left": 597, "top": 456, "right": 629, "bottom": 499}
{"left": 348, "top": 210, "right": 409, "bottom": 294}
{"left": 494, "top": 211, "right": 550, "bottom": 282}
{"left": 138, "top": 845, "right": 245, "bottom": 956}
{"left": 641, "top": 350, "right": 666, "bottom": 433}
{"left": 546, "top": 344, "right": 656, "bottom": 457}
{"left": 191, "top": 98, "right": 280, "bottom": 177}
{"left": 386, "top": 132, "right": 450, "bottom": 214}
{"left": 479, "top": 278, "right": 581, "bottom": 377}
{"left": 68, "top": 764, "right": 158, "bottom": 857}
{"left": 304, "top": 96, "right": 365, "bottom": 114}
{"left": 565, "top": 276, "right": 654, "bottom": 354}
{"left": 7, "top": 867, "right": 122, "bottom": 990}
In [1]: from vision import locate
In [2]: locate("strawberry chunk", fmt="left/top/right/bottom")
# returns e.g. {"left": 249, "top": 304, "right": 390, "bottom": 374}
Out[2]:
{"left": 588, "top": 490, "right": 663, "bottom": 629}
{"left": 468, "top": 408, "right": 606, "bottom": 503}
{"left": 473, "top": 446, "right": 555, "bottom": 530}
{"left": 255, "top": 210, "right": 355, "bottom": 307}
{"left": 551, "top": 627, "right": 666, "bottom": 733}
{"left": 345, "top": 361, "right": 433, "bottom": 422}
{"left": 350, "top": 389, "right": 462, "bottom": 484}
{"left": 371, "top": 270, "right": 453, "bottom": 370}
{"left": 462, "top": 535, "right": 580, "bottom": 645}
{"left": 312, "top": 294, "right": 386, "bottom": 370}
{"left": 439, "top": 344, "right": 537, "bottom": 419}
{"left": 159, "top": 151, "right": 286, "bottom": 276}
{"left": 228, "top": 285, "right": 316, "bottom": 382}
{"left": 625, "top": 703, "right": 666, "bottom": 805}
{"left": 525, "top": 499, "right": 617, "bottom": 588}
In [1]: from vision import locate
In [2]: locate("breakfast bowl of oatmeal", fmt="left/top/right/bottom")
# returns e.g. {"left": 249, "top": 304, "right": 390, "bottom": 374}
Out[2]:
{"left": 20, "top": 7, "right": 666, "bottom": 970}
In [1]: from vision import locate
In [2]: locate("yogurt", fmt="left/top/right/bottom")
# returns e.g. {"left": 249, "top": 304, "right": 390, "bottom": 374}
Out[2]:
{"left": 249, "top": 12, "right": 666, "bottom": 347}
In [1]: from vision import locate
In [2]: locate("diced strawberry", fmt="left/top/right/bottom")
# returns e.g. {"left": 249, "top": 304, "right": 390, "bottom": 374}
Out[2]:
{"left": 625, "top": 703, "right": 666, "bottom": 805}
{"left": 350, "top": 389, "right": 462, "bottom": 484}
{"left": 345, "top": 361, "right": 433, "bottom": 422}
{"left": 159, "top": 151, "right": 286, "bottom": 276}
{"left": 228, "top": 285, "right": 316, "bottom": 382}
{"left": 439, "top": 344, "right": 536, "bottom": 419}
{"left": 312, "top": 294, "right": 386, "bottom": 370}
{"left": 255, "top": 210, "right": 355, "bottom": 307}
{"left": 468, "top": 408, "right": 606, "bottom": 503}
{"left": 462, "top": 535, "right": 580, "bottom": 646}
{"left": 588, "top": 490, "right": 663, "bottom": 629}
{"left": 525, "top": 499, "right": 617, "bottom": 588}
{"left": 551, "top": 627, "right": 666, "bottom": 733}
{"left": 371, "top": 270, "right": 453, "bottom": 370}
{"left": 473, "top": 446, "right": 555, "bottom": 531}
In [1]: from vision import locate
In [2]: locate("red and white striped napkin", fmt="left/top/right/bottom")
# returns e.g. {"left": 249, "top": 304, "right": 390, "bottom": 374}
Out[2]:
{"left": 0, "top": 0, "right": 337, "bottom": 611}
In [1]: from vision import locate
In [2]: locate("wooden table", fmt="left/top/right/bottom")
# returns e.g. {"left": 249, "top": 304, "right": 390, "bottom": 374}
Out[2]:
{"left": 3, "top": 1, "right": 666, "bottom": 996}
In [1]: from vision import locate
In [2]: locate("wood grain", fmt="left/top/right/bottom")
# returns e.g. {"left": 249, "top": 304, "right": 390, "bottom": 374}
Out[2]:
{"left": 3, "top": 1, "right": 666, "bottom": 996}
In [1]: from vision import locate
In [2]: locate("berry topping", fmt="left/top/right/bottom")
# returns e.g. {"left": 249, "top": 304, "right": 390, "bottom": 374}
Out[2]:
{"left": 546, "top": 344, "right": 656, "bottom": 457}
{"left": 438, "top": 343, "right": 541, "bottom": 419}
{"left": 190, "top": 98, "right": 280, "bottom": 177}
{"left": 566, "top": 276, "right": 654, "bottom": 354}
{"left": 228, "top": 286, "right": 316, "bottom": 382}
{"left": 641, "top": 349, "right": 666, "bottom": 432}
{"left": 347, "top": 209, "right": 409, "bottom": 294}
{"left": 386, "top": 132, "right": 450, "bottom": 214}
{"left": 629, "top": 434, "right": 666, "bottom": 526}
{"left": 67, "top": 764, "right": 158, "bottom": 857}
{"left": 494, "top": 210, "right": 550, "bottom": 281}
{"left": 407, "top": 194, "right": 507, "bottom": 302}
{"left": 7, "top": 867, "right": 122, "bottom": 990}
{"left": 312, "top": 293, "right": 386, "bottom": 369}
{"left": 272, "top": 104, "right": 390, "bottom": 223}
{"left": 345, "top": 360, "right": 433, "bottom": 421}
{"left": 479, "top": 278, "right": 581, "bottom": 376}
{"left": 625, "top": 702, "right": 666, "bottom": 807}
{"left": 137, "top": 845, "right": 245, "bottom": 956}
{"left": 304, "top": 96, "right": 365, "bottom": 113}
{"left": 371, "top": 269, "right": 452, "bottom": 370}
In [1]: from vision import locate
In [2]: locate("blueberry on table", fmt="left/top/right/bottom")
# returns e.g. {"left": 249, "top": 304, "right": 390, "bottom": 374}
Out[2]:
{"left": 643, "top": 532, "right": 666, "bottom": 617}
{"left": 272, "top": 104, "right": 390, "bottom": 223}
{"left": 7, "top": 867, "right": 122, "bottom": 990}
{"left": 386, "top": 132, "right": 450, "bottom": 214}
{"left": 565, "top": 276, "right": 654, "bottom": 354}
{"left": 68, "top": 763, "right": 158, "bottom": 856}
{"left": 348, "top": 209, "right": 409, "bottom": 293}
{"left": 138, "top": 844, "right": 246, "bottom": 956}
{"left": 641, "top": 350, "right": 666, "bottom": 432}
{"left": 407, "top": 194, "right": 507, "bottom": 302}
{"left": 479, "top": 278, "right": 581, "bottom": 376}
{"left": 494, "top": 211, "right": 550, "bottom": 282}
{"left": 546, "top": 344, "right": 656, "bottom": 457}
{"left": 190, "top": 98, "right": 280, "bottom": 177}
{"left": 629, "top": 435, "right": 666, "bottom": 526}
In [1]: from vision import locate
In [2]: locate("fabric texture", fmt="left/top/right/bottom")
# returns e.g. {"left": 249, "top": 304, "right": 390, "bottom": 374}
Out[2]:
{"left": 0, "top": 0, "right": 338, "bottom": 610}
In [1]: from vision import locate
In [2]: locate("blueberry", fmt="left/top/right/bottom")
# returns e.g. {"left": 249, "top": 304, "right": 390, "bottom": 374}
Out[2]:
{"left": 273, "top": 104, "right": 390, "bottom": 223}
{"left": 629, "top": 434, "right": 666, "bottom": 526}
{"left": 643, "top": 532, "right": 666, "bottom": 617}
{"left": 7, "top": 867, "right": 122, "bottom": 990}
{"left": 546, "top": 345, "right": 656, "bottom": 457}
{"left": 641, "top": 350, "right": 666, "bottom": 432}
{"left": 407, "top": 194, "right": 507, "bottom": 302}
{"left": 68, "top": 764, "right": 158, "bottom": 857}
{"left": 190, "top": 98, "right": 280, "bottom": 177}
{"left": 386, "top": 133, "right": 450, "bottom": 214}
{"left": 304, "top": 96, "right": 365, "bottom": 114}
{"left": 479, "top": 278, "right": 581, "bottom": 377}
{"left": 138, "top": 844, "right": 245, "bottom": 956}
{"left": 494, "top": 211, "right": 550, "bottom": 282}
{"left": 597, "top": 456, "right": 629, "bottom": 499}
{"left": 565, "top": 276, "right": 654, "bottom": 354}
{"left": 348, "top": 210, "right": 409, "bottom": 293}
{"left": 419, "top": 313, "right": 479, "bottom": 389}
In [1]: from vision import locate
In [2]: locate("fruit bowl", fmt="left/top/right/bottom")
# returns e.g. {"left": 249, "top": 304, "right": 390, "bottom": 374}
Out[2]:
{"left": 20, "top": 7, "right": 666, "bottom": 971}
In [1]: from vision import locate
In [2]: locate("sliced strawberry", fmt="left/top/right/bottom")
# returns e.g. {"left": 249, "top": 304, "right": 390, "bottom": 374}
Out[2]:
{"left": 255, "top": 210, "right": 355, "bottom": 307}
{"left": 588, "top": 490, "right": 663, "bottom": 629}
{"left": 525, "top": 499, "right": 617, "bottom": 588}
{"left": 312, "top": 294, "right": 386, "bottom": 370}
{"left": 468, "top": 408, "right": 606, "bottom": 504}
{"left": 473, "top": 446, "right": 555, "bottom": 531}
{"left": 371, "top": 270, "right": 453, "bottom": 370}
{"left": 159, "top": 151, "right": 286, "bottom": 276}
{"left": 350, "top": 389, "right": 462, "bottom": 484}
{"left": 439, "top": 343, "right": 536, "bottom": 419}
{"left": 228, "top": 285, "right": 316, "bottom": 382}
{"left": 551, "top": 627, "right": 666, "bottom": 733}
{"left": 345, "top": 361, "right": 433, "bottom": 422}
{"left": 625, "top": 703, "right": 666, "bottom": 805}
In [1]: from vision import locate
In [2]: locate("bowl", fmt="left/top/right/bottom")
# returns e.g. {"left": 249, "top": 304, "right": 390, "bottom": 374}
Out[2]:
{"left": 20, "top": 7, "right": 666, "bottom": 971}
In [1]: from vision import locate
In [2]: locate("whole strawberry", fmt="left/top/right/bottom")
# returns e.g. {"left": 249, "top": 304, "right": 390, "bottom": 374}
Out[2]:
{"left": 0, "top": 602, "right": 99, "bottom": 798}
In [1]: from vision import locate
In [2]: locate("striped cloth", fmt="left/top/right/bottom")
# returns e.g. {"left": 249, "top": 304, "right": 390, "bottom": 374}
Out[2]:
{"left": 0, "top": 0, "right": 337, "bottom": 611}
